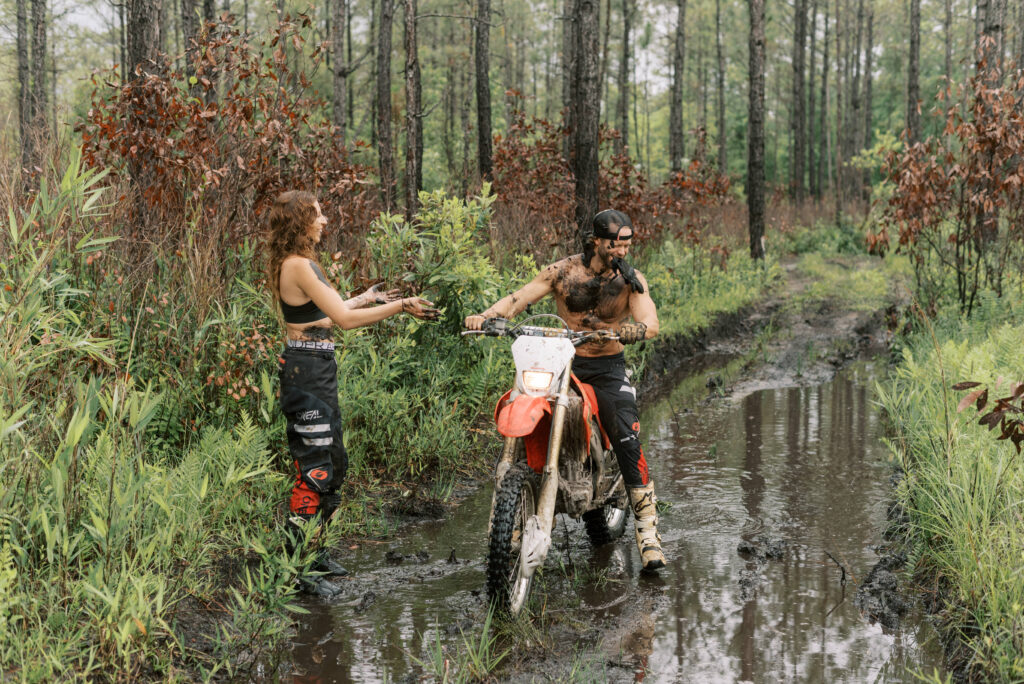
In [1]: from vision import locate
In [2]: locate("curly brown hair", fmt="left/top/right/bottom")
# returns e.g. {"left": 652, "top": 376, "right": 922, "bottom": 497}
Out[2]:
{"left": 265, "top": 190, "right": 319, "bottom": 300}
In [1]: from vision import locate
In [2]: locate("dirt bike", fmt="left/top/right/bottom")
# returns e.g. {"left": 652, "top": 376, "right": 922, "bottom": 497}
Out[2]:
{"left": 463, "top": 315, "right": 630, "bottom": 615}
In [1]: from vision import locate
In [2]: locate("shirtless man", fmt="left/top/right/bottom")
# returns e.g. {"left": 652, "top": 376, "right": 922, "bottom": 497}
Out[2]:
{"left": 465, "top": 209, "right": 666, "bottom": 571}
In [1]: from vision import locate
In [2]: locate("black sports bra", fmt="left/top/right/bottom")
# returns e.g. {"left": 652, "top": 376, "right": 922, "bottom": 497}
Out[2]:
{"left": 280, "top": 298, "right": 328, "bottom": 324}
{"left": 280, "top": 260, "right": 330, "bottom": 324}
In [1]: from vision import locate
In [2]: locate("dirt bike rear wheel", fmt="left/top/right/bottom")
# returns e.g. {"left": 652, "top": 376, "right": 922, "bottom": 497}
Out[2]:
{"left": 486, "top": 462, "right": 538, "bottom": 615}
{"left": 583, "top": 497, "right": 629, "bottom": 545}
{"left": 583, "top": 418, "right": 629, "bottom": 546}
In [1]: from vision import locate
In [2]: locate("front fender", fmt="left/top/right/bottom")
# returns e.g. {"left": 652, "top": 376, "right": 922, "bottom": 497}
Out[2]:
{"left": 495, "top": 391, "right": 552, "bottom": 438}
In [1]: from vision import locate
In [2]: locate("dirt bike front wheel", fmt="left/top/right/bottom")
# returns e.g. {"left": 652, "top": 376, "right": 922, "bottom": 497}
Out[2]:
{"left": 486, "top": 463, "right": 539, "bottom": 616}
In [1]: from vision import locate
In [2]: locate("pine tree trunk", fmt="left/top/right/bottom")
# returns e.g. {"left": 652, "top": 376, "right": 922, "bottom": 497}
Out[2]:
{"left": 182, "top": 0, "right": 199, "bottom": 78}
{"left": 404, "top": 0, "right": 422, "bottom": 218}
{"left": 862, "top": 0, "right": 874, "bottom": 198}
{"left": 819, "top": 0, "right": 830, "bottom": 198}
{"left": 906, "top": 0, "right": 921, "bottom": 142}
{"left": 17, "top": 0, "right": 32, "bottom": 176}
{"left": 616, "top": 0, "right": 632, "bottom": 153}
{"left": 944, "top": 0, "right": 952, "bottom": 82}
{"left": 562, "top": 0, "right": 575, "bottom": 159}
{"left": 475, "top": 0, "right": 493, "bottom": 181}
{"left": 747, "top": 0, "right": 766, "bottom": 260}
{"left": 30, "top": 0, "right": 48, "bottom": 136}
{"left": 203, "top": 0, "right": 214, "bottom": 22}
{"left": 807, "top": 0, "right": 818, "bottom": 198}
{"left": 791, "top": 0, "right": 807, "bottom": 202}
{"left": 376, "top": 0, "right": 397, "bottom": 210}
{"left": 599, "top": 0, "right": 611, "bottom": 115}
{"left": 127, "top": 0, "right": 162, "bottom": 79}
{"left": 834, "top": 0, "right": 844, "bottom": 212}
{"left": 570, "top": 0, "right": 600, "bottom": 237}
{"left": 848, "top": 0, "right": 863, "bottom": 199}
{"left": 370, "top": 0, "right": 378, "bottom": 147}
{"left": 332, "top": 0, "right": 348, "bottom": 141}
{"left": 716, "top": 0, "right": 726, "bottom": 174}
{"left": 669, "top": 0, "right": 686, "bottom": 171}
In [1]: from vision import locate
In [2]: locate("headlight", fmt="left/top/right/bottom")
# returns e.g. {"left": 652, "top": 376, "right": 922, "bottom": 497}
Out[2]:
{"left": 521, "top": 371, "right": 554, "bottom": 392}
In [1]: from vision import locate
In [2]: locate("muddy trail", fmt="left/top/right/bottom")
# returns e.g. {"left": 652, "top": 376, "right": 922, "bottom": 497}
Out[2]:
{"left": 284, "top": 258, "right": 947, "bottom": 683}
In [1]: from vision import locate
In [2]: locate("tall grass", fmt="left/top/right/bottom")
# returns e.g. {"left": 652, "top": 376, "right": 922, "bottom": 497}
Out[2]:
{"left": 877, "top": 309, "right": 1024, "bottom": 681}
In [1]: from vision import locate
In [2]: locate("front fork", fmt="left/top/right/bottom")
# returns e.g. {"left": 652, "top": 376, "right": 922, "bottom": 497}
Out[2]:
{"left": 519, "top": 367, "right": 572, "bottom": 577}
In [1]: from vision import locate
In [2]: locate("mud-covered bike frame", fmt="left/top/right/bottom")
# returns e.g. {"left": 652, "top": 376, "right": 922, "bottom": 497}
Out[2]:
{"left": 463, "top": 315, "right": 629, "bottom": 614}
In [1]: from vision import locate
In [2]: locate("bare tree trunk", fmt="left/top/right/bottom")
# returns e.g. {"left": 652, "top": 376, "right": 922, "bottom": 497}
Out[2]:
{"left": 599, "top": 0, "right": 611, "bottom": 116}
{"left": 377, "top": 0, "right": 397, "bottom": 210}
{"left": 944, "top": 0, "right": 953, "bottom": 82}
{"left": 978, "top": 0, "right": 1008, "bottom": 73}
{"left": 616, "top": 0, "right": 632, "bottom": 153}
{"left": 127, "top": 0, "right": 162, "bottom": 79}
{"left": 443, "top": 22, "right": 456, "bottom": 178}
{"left": 562, "top": 0, "right": 575, "bottom": 158}
{"left": 403, "top": 0, "right": 422, "bottom": 218}
{"left": 182, "top": 0, "right": 199, "bottom": 77}
{"left": 370, "top": 0, "right": 378, "bottom": 147}
{"left": 848, "top": 0, "right": 863, "bottom": 199}
{"left": 476, "top": 0, "right": 493, "bottom": 180}
{"left": 332, "top": 0, "right": 348, "bottom": 141}
{"left": 807, "top": 0, "right": 818, "bottom": 198}
{"left": 120, "top": 0, "right": 126, "bottom": 82}
{"left": 571, "top": 0, "right": 600, "bottom": 236}
{"left": 30, "top": 0, "right": 48, "bottom": 136}
{"left": 834, "top": 0, "right": 845, "bottom": 212}
{"left": 748, "top": 0, "right": 766, "bottom": 260}
{"left": 792, "top": 0, "right": 807, "bottom": 202}
{"left": 347, "top": 5, "right": 354, "bottom": 127}
{"left": 819, "top": 0, "right": 830, "bottom": 198}
{"left": 716, "top": 0, "right": 726, "bottom": 174}
{"left": 862, "top": 0, "right": 874, "bottom": 198}
{"left": 202, "top": 0, "right": 214, "bottom": 22}
{"left": 17, "top": 0, "right": 33, "bottom": 176}
{"left": 669, "top": 0, "right": 686, "bottom": 171}
{"left": 906, "top": 0, "right": 921, "bottom": 142}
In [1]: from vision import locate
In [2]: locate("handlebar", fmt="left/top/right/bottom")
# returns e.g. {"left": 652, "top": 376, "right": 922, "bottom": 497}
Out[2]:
{"left": 461, "top": 317, "right": 619, "bottom": 347}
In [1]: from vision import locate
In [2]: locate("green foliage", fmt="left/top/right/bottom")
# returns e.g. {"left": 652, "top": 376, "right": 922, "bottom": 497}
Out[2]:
{"left": 877, "top": 305, "right": 1024, "bottom": 681}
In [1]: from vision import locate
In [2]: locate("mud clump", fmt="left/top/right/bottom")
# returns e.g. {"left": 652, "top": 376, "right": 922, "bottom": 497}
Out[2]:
{"left": 855, "top": 552, "right": 909, "bottom": 631}
{"left": 384, "top": 549, "right": 431, "bottom": 565}
{"left": 737, "top": 535, "right": 789, "bottom": 561}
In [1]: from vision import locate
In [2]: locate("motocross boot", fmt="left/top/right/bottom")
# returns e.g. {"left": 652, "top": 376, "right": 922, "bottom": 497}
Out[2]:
{"left": 285, "top": 516, "right": 348, "bottom": 598}
{"left": 628, "top": 483, "right": 667, "bottom": 572}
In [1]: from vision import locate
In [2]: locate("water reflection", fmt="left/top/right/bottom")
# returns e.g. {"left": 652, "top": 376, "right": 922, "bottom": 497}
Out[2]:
{"left": 287, "top": 361, "right": 944, "bottom": 682}
{"left": 644, "top": 361, "right": 942, "bottom": 682}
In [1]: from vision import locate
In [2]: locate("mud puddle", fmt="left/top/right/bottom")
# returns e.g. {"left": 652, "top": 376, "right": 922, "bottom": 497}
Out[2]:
{"left": 285, "top": 352, "right": 945, "bottom": 682}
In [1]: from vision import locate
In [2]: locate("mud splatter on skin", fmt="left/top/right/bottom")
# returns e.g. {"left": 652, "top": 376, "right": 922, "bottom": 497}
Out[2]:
{"left": 301, "top": 326, "right": 333, "bottom": 341}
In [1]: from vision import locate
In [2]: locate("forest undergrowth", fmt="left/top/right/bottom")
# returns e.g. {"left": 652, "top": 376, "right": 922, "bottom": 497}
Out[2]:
{"left": 0, "top": 137, "right": 784, "bottom": 680}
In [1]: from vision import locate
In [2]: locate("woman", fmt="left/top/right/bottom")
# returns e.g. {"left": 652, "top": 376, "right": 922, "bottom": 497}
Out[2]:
{"left": 266, "top": 190, "right": 437, "bottom": 596}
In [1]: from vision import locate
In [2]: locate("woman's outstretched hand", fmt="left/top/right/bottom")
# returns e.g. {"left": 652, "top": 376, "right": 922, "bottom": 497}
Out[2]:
{"left": 364, "top": 283, "right": 402, "bottom": 305}
{"left": 401, "top": 297, "right": 440, "bottom": 321}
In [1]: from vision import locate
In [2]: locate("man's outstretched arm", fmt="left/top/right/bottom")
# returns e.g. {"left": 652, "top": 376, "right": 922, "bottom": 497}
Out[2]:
{"left": 464, "top": 265, "right": 556, "bottom": 329}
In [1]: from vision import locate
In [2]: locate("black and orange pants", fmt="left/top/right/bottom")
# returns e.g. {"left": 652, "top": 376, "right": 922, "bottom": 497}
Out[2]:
{"left": 572, "top": 352, "right": 650, "bottom": 487}
{"left": 279, "top": 345, "right": 347, "bottom": 519}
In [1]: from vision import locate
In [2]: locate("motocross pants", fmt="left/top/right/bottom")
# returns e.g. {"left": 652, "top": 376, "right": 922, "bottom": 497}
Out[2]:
{"left": 279, "top": 343, "right": 347, "bottom": 519}
{"left": 572, "top": 352, "right": 650, "bottom": 487}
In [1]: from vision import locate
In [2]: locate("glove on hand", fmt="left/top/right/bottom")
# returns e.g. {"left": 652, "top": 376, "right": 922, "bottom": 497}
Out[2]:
{"left": 619, "top": 322, "right": 648, "bottom": 344}
{"left": 611, "top": 257, "right": 645, "bottom": 294}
